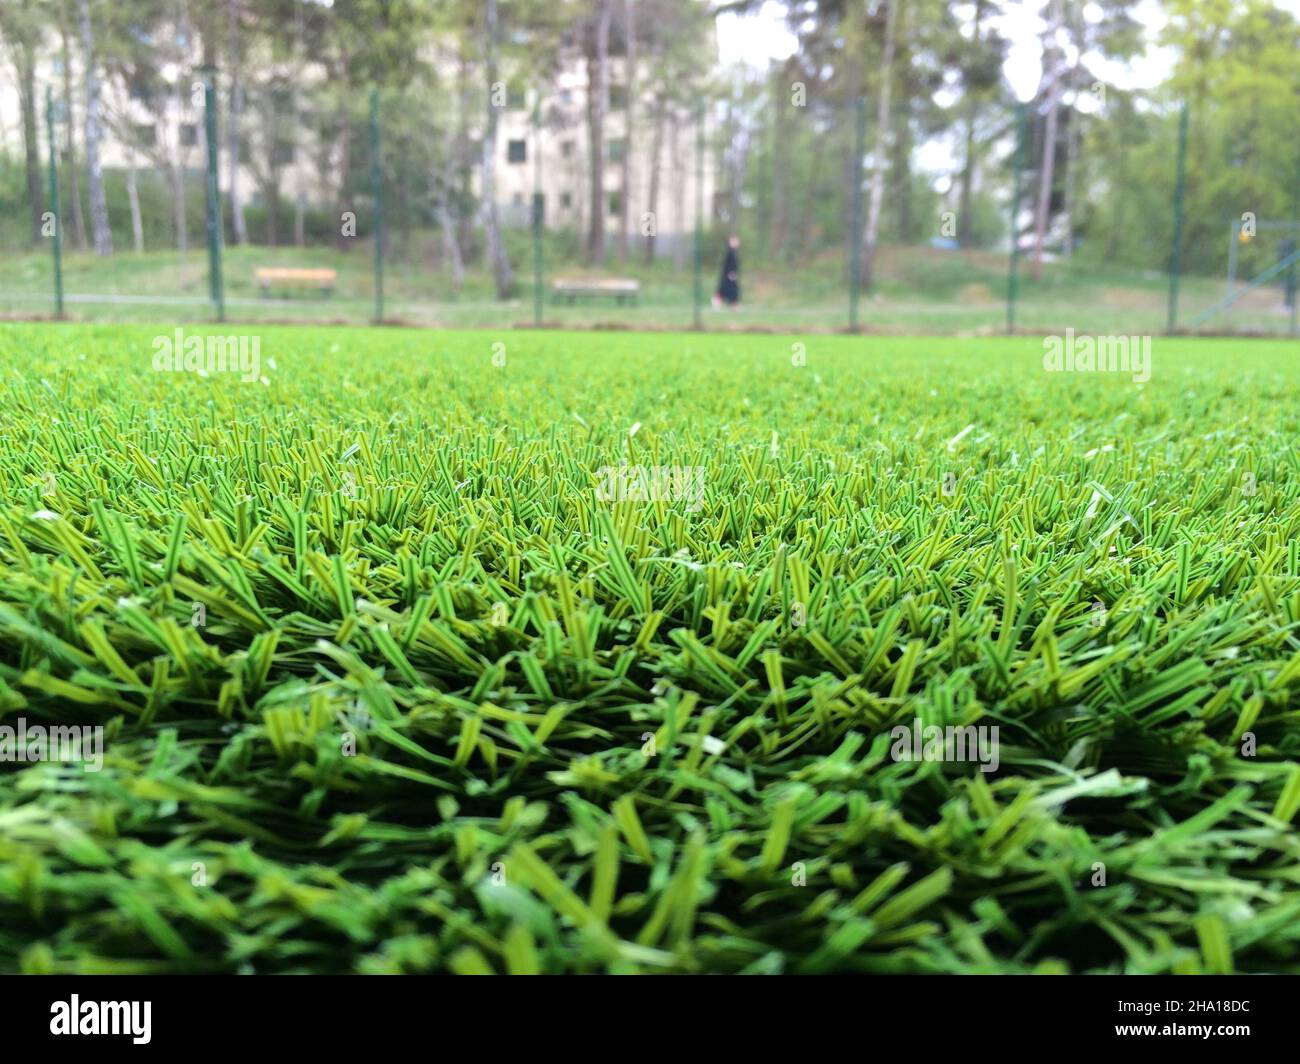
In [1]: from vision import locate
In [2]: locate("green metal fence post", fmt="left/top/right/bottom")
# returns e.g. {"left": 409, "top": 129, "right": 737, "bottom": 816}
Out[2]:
{"left": 1289, "top": 142, "right": 1300, "bottom": 337}
{"left": 370, "top": 89, "right": 384, "bottom": 324}
{"left": 532, "top": 93, "right": 543, "bottom": 327}
{"left": 201, "top": 65, "right": 224, "bottom": 323}
{"left": 1006, "top": 103, "right": 1027, "bottom": 335}
{"left": 693, "top": 98, "right": 704, "bottom": 330}
{"left": 849, "top": 96, "right": 866, "bottom": 332}
{"left": 1166, "top": 102, "right": 1189, "bottom": 334}
{"left": 45, "top": 85, "right": 64, "bottom": 320}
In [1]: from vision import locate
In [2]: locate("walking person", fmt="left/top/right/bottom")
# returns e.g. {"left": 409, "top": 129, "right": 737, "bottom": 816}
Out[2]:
{"left": 713, "top": 235, "right": 741, "bottom": 309}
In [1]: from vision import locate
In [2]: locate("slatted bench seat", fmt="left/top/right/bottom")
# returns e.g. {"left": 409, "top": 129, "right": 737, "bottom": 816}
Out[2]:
{"left": 256, "top": 267, "right": 337, "bottom": 297}
{"left": 551, "top": 278, "right": 640, "bottom": 306}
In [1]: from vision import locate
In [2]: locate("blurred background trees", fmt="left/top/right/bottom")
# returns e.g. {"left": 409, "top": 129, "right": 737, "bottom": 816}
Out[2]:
{"left": 0, "top": 0, "right": 1297, "bottom": 294}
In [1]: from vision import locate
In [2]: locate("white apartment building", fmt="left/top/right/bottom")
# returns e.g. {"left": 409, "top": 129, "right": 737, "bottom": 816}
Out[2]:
{"left": 0, "top": 35, "right": 716, "bottom": 248}
{"left": 491, "top": 56, "right": 714, "bottom": 246}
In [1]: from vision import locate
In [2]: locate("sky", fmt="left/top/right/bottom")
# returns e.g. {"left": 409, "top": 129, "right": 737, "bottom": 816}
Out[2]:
{"left": 716, "top": 0, "right": 1300, "bottom": 102}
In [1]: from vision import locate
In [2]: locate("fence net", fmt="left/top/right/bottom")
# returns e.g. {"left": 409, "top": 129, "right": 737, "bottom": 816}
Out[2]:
{"left": 2, "top": 53, "right": 1297, "bottom": 339}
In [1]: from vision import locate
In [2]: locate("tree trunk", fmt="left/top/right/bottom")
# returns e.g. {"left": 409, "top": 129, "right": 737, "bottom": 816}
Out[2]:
{"left": 957, "top": 0, "right": 985, "bottom": 248}
{"left": 890, "top": 108, "right": 912, "bottom": 242}
{"left": 671, "top": 114, "right": 686, "bottom": 270}
{"left": 435, "top": 144, "right": 464, "bottom": 294}
{"left": 1031, "top": 78, "right": 1061, "bottom": 280}
{"left": 335, "top": 115, "right": 352, "bottom": 252}
{"left": 78, "top": 0, "right": 112, "bottom": 256}
{"left": 291, "top": 0, "right": 305, "bottom": 247}
{"left": 227, "top": 0, "right": 248, "bottom": 245}
{"left": 618, "top": 0, "right": 635, "bottom": 261}
{"left": 16, "top": 44, "right": 42, "bottom": 245}
{"left": 126, "top": 151, "right": 144, "bottom": 252}
{"left": 454, "top": 51, "right": 474, "bottom": 260}
{"left": 171, "top": 154, "right": 188, "bottom": 252}
{"left": 957, "top": 127, "right": 978, "bottom": 247}
{"left": 859, "top": 0, "right": 899, "bottom": 290}
{"left": 60, "top": 22, "right": 88, "bottom": 250}
{"left": 1061, "top": 3, "right": 1083, "bottom": 262}
{"left": 586, "top": 0, "right": 611, "bottom": 264}
{"left": 772, "top": 72, "right": 787, "bottom": 262}
{"left": 482, "top": 0, "right": 513, "bottom": 297}
{"left": 1062, "top": 92, "right": 1077, "bottom": 261}
{"left": 643, "top": 98, "right": 664, "bottom": 264}
{"left": 1032, "top": 0, "right": 1063, "bottom": 281}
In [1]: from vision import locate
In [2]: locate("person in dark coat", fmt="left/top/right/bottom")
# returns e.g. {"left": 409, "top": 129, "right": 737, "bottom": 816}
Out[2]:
{"left": 714, "top": 235, "right": 741, "bottom": 308}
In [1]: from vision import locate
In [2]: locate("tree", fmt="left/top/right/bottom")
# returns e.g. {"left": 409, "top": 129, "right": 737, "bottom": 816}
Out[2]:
{"left": 643, "top": 90, "right": 666, "bottom": 263}
{"left": 481, "top": 0, "right": 513, "bottom": 296}
{"left": 1024, "top": 0, "right": 1141, "bottom": 273}
{"left": 294, "top": 0, "right": 430, "bottom": 253}
{"left": 225, "top": 0, "right": 248, "bottom": 245}
{"left": 632, "top": 0, "right": 711, "bottom": 264}
{"left": 859, "top": 0, "right": 900, "bottom": 289}
{"left": 582, "top": 0, "right": 613, "bottom": 264}
{"left": 79, "top": 0, "right": 112, "bottom": 255}
{"left": 955, "top": 0, "right": 1008, "bottom": 248}
{"left": 1030, "top": 0, "right": 1064, "bottom": 280}
{"left": 0, "top": 0, "right": 46, "bottom": 245}
{"left": 617, "top": 0, "right": 636, "bottom": 260}
{"left": 57, "top": 3, "right": 89, "bottom": 250}
{"left": 99, "top": 0, "right": 200, "bottom": 253}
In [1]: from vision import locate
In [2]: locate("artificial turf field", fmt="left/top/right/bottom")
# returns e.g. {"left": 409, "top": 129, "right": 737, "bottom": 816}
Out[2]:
{"left": 1, "top": 323, "right": 1299, "bottom": 975}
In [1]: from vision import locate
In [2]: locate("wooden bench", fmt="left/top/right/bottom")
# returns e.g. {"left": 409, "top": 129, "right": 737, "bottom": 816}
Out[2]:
{"left": 256, "top": 267, "right": 337, "bottom": 298}
{"left": 552, "top": 278, "right": 640, "bottom": 306}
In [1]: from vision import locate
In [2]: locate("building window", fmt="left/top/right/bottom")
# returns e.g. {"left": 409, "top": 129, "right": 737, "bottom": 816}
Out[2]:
{"left": 560, "top": 192, "right": 572, "bottom": 209}
{"left": 507, "top": 139, "right": 527, "bottom": 165}
{"left": 608, "top": 190, "right": 621, "bottom": 216}
{"left": 560, "top": 140, "right": 574, "bottom": 159}
{"left": 180, "top": 123, "right": 199, "bottom": 148}
{"left": 133, "top": 123, "right": 156, "bottom": 148}
{"left": 608, "top": 138, "right": 627, "bottom": 164}
{"left": 609, "top": 84, "right": 628, "bottom": 110}
{"left": 560, "top": 89, "right": 574, "bottom": 105}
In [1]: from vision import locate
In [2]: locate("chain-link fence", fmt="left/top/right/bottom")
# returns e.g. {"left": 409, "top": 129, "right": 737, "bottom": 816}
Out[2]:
{"left": 3, "top": 59, "right": 1297, "bottom": 337}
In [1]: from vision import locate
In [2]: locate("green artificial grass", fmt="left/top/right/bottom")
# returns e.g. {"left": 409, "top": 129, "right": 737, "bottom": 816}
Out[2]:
{"left": 1, "top": 323, "right": 1299, "bottom": 974}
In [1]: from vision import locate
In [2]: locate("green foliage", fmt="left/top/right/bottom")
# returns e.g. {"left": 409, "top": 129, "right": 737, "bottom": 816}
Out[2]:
{"left": 2, "top": 325, "right": 1299, "bottom": 974}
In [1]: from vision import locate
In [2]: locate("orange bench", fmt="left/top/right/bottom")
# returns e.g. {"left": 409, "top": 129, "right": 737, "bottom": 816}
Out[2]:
{"left": 256, "top": 267, "right": 336, "bottom": 297}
